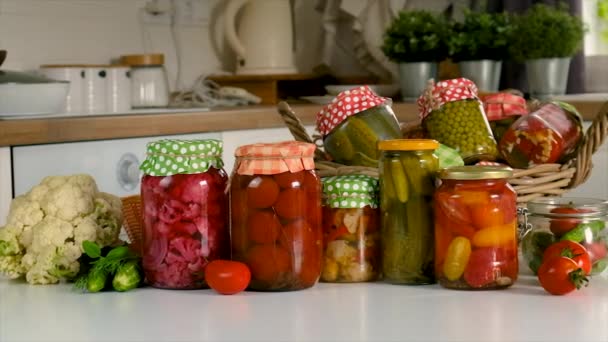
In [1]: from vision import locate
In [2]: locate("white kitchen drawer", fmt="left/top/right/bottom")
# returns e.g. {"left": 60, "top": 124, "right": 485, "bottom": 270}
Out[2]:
{"left": 12, "top": 132, "right": 220, "bottom": 198}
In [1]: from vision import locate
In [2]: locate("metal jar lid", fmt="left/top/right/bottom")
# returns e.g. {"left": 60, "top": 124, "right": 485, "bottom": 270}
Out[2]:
{"left": 439, "top": 165, "right": 513, "bottom": 180}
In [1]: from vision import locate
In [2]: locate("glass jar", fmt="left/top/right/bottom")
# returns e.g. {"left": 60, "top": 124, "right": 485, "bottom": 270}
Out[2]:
{"left": 521, "top": 197, "right": 608, "bottom": 276}
{"left": 481, "top": 92, "right": 529, "bottom": 143}
{"left": 498, "top": 101, "right": 583, "bottom": 169}
{"left": 378, "top": 139, "right": 439, "bottom": 284}
{"left": 230, "top": 141, "right": 322, "bottom": 291}
{"left": 435, "top": 166, "right": 518, "bottom": 290}
{"left": 121, "top": 53, "right": 169, "bottom": 108}
{"left": 320, "top": 175, "right": 380, "bottom": 283}
{"left": 317, "top": 86, "right": 402, "bottom": 167}
{"left": 139, "top": 139, "right": 229, "bottom": 289}
{"left": 418, "top": 78, "right": 498, "bottom": 164}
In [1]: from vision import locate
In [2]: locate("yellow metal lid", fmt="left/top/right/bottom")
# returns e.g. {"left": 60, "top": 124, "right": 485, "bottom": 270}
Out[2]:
{"left": 439, "top": 165, "right": 513, "bottom": 180}
{"left": 377, "top": 139, "right": 439, "bottom": 151}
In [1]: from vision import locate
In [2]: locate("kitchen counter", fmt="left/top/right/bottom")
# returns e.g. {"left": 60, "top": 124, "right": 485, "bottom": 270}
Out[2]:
{"left": 0, "top": 100, "right": 605, "bottom": 147}
{"left": 1, "top": 275, "right": 608, "bottom": 342}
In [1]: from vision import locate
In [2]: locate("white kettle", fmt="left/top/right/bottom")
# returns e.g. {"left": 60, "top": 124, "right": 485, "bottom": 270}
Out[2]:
{"left": 224, "top": 0, "right": 297, "bottom": 74}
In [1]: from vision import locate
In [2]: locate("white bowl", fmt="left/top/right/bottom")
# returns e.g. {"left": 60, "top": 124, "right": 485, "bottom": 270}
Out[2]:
{"left": 0, "top": 82, "right": 69, "bottom": 116}
{"left": 325, "top": 84, "right": 400, "bottom": 97}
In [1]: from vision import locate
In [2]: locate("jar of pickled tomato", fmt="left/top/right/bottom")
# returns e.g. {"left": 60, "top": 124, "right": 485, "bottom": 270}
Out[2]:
{"left": 140, "top": 139, "right": 229, "bottom": 289}
{"left": 378, "top": 139, "right": 439, "bottom": 285}
{"left": 435, "top": 166, "right": 518, "bottom": 290}
{"left": 230, "top": 141, "right": 322, "bottom": 291}
{"left": 320, "top": 175, "right": 380, "bottom": 283}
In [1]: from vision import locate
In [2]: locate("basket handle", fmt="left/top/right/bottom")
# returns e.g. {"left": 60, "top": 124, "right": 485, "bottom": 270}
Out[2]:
{"left": 277, "top": 101, "right": 327, "bottom": 161}
{"left": 566, "top": 100, "right": 608, "bottom": 189}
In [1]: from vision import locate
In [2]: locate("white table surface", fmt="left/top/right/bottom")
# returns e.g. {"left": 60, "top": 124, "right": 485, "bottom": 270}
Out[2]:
{"left": 1, "top": 274, "right": 608, "bottom": 342}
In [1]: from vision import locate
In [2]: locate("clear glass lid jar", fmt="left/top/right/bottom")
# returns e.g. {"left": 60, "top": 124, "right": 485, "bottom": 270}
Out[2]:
{"left": 121, "top": 53, "right": 169, "bottom": 108}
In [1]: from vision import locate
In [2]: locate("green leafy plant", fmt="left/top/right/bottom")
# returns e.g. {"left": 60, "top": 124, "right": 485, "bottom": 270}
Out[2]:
{"left": 381, "top": 10, "right": 449, "bottom": 63}
{"left": 599, "top": 0, "right": 608, "bottom": 42}
{"left": 448, "top": 10, "right": 513, "bottom": 62}
{"left": 509, "top": 3, "right": 586, "bottom": 62}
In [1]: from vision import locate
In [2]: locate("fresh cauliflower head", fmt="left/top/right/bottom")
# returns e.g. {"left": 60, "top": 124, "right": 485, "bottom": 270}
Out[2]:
{"left": 0, "top": 174, "right": 123, "bottom": 284}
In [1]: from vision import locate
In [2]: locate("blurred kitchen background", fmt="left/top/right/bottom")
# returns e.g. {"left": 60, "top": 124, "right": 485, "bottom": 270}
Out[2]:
{"left": 1, "top": 0, "right": 606, "bottom": 96}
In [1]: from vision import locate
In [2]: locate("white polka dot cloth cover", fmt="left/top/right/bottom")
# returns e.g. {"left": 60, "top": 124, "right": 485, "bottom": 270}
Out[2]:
{"left": 322, "top": 174, "right": 379, "bottom": 209}
{"left": 140, "top": 139, "right": 224, "bottom": 176}
{"left": 417, "top": 78, "right": 480, "bottom": 119}
{"left": 316, "top": 85, "right": 391, "bottom": 136}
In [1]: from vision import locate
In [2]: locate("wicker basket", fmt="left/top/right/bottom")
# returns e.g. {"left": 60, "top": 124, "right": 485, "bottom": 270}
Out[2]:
{"left": 277, "top": 100, "right": 608, "bottom": 203}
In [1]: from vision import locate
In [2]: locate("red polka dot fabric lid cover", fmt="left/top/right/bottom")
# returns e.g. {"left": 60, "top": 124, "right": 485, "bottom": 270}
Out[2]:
{"left": 316, "top": 86, "right": 390, "bottom": 136}
{"left": 417, "top": 78, "right": 479, "bottom": 119}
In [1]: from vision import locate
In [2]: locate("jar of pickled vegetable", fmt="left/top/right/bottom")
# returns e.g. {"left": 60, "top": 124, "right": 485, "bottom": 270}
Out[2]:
{"left": 520, "top": 197, "right": 608, "bottom": 276}
{"left": 320, "top": 175, "right": 380, "bottom": 282}
{"left": 481, "top": 92, "right": 528, "bottom": 143}
{"left": 418, "top": 78, "right": 498, "bottom": 164}
{"left": 230, "top": 141, "right": 322, "bottom": 291}
{"left": 378, "top": 139, "right": 439, "bottom": 284}
{"left": 140, "top": 139, "right": 229, "bottom": 289}
{"left": 317, "top": 86, "right": 402, "bottom": 167}
{"left": 498, "top": 101, "right": 583, "bottom": 169}
{"left": 435, "top": 166, "right": 518, "bottom": 290}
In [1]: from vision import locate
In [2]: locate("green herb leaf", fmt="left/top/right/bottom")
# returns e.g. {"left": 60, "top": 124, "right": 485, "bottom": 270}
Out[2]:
{"left": 82, "top": 240, "right": 102, "bottom": 259}
{"left": 105, "top": 246, "right": 132, "bottom": 261}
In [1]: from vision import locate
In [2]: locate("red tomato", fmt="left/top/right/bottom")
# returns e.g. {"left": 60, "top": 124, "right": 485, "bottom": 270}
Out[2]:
{"left": 463, "top": 247, "right": 517, "bottom": 288}
{"left": 549, "top": 207, "right": 590, "bottom": 237}
{"left": 542, "top": 240, "right": 592, "bottom": 275}
{"left": 470, "top": 202, "right": 504, "bottom": 229}
{"left": 584, "top": 242, "right": 608, "bottom": 262}
{"left": 274, "top": 188, "right": 306, "bottom": 219}
{"left": 247, "top": 244, "right": 290, "bottom": 284}
{"left": 274, "top": 171, "right": 304, "bottom": 188}
{"left": 246, "top": 210, "right": 282, "bottom": 244}
{"left": 204, "top": 260, "right": 251, "bottom": 295}
{"left": 246, "top": 176, "right": 280, "bottom": 209}
{"left": 280, "top": 218, "right": 317, "bottom": 254}
{"left": 537, "top": 256, "right": 588, "bottom": 295}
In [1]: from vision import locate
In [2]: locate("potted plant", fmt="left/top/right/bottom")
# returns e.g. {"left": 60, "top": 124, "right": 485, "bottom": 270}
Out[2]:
{"left": 448, "top": 10, "right": 512, "bottom": 92}
{"left": 510, "top": 3, "right": 586, "bottom": 98}
{"left": 381, "top": 10, "right": 449, "bottom": 101}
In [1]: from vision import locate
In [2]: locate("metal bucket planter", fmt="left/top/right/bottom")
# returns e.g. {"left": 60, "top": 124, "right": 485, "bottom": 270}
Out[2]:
{"left": 459, "top": 60, "right": 502, "bottom": 92}
{"left": 526, "top": 57, "right": 571, "bottom": 99}
{"left": 398, "top": 62, "right": 437, "bottom": 102}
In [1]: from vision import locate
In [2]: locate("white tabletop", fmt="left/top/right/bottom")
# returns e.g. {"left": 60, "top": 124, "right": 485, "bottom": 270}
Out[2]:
{"left": 1, "top": 274, "right": 608, "bottom": 342}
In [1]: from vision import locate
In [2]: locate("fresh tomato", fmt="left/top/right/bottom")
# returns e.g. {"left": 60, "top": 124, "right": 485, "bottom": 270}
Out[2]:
{"left": 583, "top": 242, "right": 608, "bottom": 263}
{"left": 537, "top": 256, "right": 588, "bottom": 295}
{"left": 470, "top": 202, "right": 504, "bottom": 229}
{"left": 542, "top": 240, "right": 592, "bottom": 275}
{"left": 204, "top": 260, "right": 251, "bottom": 295}
{"left": 549, "top": 207, "right": 591, "bottom": 237}
{"left": 464, "top": 247, "right": 517, "bottom": 288}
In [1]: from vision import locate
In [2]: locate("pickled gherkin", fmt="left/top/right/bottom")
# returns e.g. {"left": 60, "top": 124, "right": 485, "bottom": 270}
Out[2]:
{"left": 378, "top": 139, "right": 439, "bottom": 284}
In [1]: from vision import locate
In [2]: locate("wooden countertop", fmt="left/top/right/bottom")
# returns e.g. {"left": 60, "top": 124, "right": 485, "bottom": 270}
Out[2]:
{"left": 0, "top": 100, "right": 604, "bottom": 147}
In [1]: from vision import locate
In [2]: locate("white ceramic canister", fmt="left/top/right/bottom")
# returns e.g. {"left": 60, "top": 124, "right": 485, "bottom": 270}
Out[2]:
{"left": 120, "top": 54, "right": 169, "bottom": 108}
{"left": 39, "top": 64, "right": 85, "bottom": 114}
{"left": 106, "top": 65, "right": 131, "bottom": 113}
{"left": 82, "top": 65, "right": 108, "bottom": 114}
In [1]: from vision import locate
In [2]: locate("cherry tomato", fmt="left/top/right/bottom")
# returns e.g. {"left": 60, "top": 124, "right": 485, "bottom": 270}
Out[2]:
{"left": 280, "top": 218, "right": 317, "bottom": 254}
{"left": 537, "top": 256, "right": 588, "bottom": 295}
{"left": 247, "top": 244, "right": 290, "bottom": 284}
{"left": 543, "top": 240, "right": 592, "bottom": 275}
{"left": 435, "top": 192, "right": 473, "bottom": 225}
{"left": 274, "top": 171, "right": 304, "bottom": 188}
{"left": 246, "top": 210, "right": 282, "bottom": 244}
{"left": 274, "top": 188, "right": 306, "bottom": 219}
{"left": 246, "top": 176, "right": 280, "bottom": 209}
{"left": 470, "top": 202, "right": 504, "bottom": 229}
{"left": 549, "top": 207, "right": 591, "bottom": 237}
{"left": 204, "top": 260, "right": 251, "bottom": 295}
{"left": 583, "top": 242, "right": 608, "bottom": 262}
{"left": 463, "top": 247, "right": 517, "bottom": 288}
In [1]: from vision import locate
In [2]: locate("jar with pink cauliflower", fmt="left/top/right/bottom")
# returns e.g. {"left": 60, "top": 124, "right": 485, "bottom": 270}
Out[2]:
{"left": 140, "top": 139, "right": 229, "bottom": 289}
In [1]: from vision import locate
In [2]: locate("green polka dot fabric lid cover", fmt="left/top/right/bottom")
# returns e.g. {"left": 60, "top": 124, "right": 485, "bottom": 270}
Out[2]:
{"left": 322, "top": 175, "right": 379, "bottom": 208}
{"left": 140, "top": 139, "right": 224, "bottom": 176}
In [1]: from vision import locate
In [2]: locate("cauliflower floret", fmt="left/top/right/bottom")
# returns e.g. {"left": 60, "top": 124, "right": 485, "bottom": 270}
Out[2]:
{"left": 342, "top": 262, "right": 373, "bottom": 282}
{"left": 0, "top": 174, "right": 123, "bottom": 284}
{"left": 326, "top": 240, "right": 357, "bottom": 262}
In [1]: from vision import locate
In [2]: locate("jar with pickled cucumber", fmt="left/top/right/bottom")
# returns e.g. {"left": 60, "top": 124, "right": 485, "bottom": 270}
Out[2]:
{"left": 378, "top": 139, "right": 439, "bottom": 284}
{"left": 317, "top": 86, "right": 402, "bottom": 167}
{"left": 418, "top": 78, "right": 498, "bottom": 164}
{"left": 435, "top": 166, "right": 518, "bottom": 290}
{"left": 520, "top": 197, "right": 608, "bottom": 277}
{"left": 321, "top": 175, "right": 380, "bottom": 283}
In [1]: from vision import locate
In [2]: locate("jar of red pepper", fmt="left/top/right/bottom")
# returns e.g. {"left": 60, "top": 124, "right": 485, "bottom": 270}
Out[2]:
{"left": 230, "top": 141, "right": 322, "bottom": 291}
{"left": 435, "top": 166, "right": 518, "bottom": 290}
{"left": 320, "top": 175, "right": 380, "bottom": 283}
{"left": 498, "top": 101, "right": 583, "bottom": 168}
{"left": 140, "top": 139, "right": 229, "bottom": 289}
